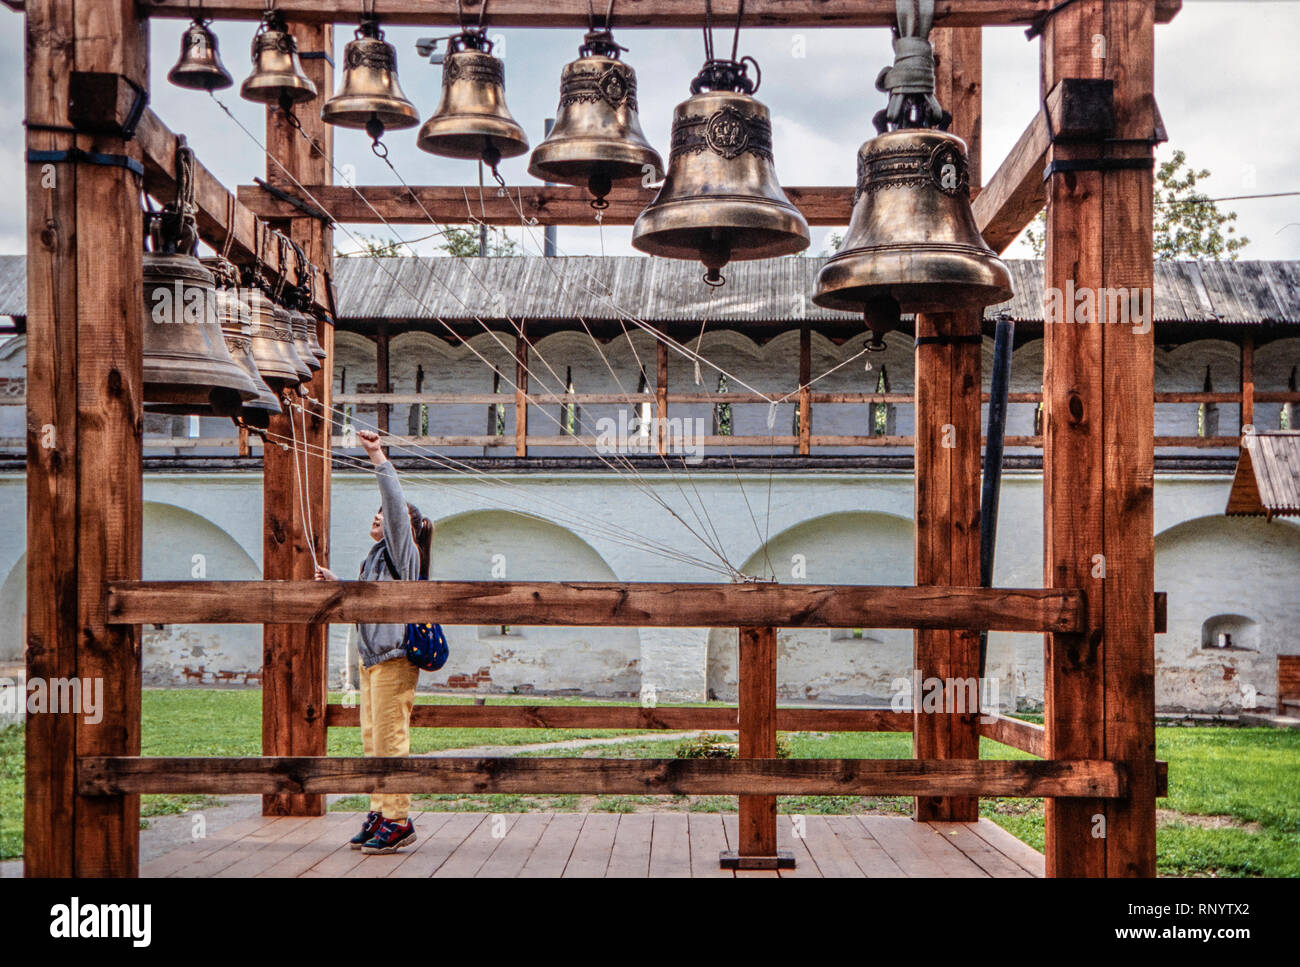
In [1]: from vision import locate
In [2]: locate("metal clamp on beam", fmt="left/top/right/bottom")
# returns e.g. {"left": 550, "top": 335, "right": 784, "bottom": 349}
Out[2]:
{"left": 26, "top": 147, "right": 144, "bottom": 179}
{"left": 253, "top": 177, "right": 334, "bottom": 224}
{"left": 1042, "top": 157, "right": 1155, "bottom": 181}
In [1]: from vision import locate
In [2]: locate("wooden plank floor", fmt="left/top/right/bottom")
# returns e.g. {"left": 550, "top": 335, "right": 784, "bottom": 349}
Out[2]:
{"left": 142, "top": 813, "right": 1044, "bottom": 878}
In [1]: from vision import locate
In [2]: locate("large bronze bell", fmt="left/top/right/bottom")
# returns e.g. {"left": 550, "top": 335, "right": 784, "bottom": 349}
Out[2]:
{"left": 632, "top": 59, "right": 808, "bottom": 284}
{"left": 201, "top": 258, "right": 282, "bottom": 428}
{"left": 812, "top": 128, "right": 1012, "bottom": 338}
{"left": 142, "top": 216, "right": 260, "bottom": 417}
{"left": 528, "top": 29, "right": 662, "bottom": 209}
{"left": 240, "top": 9, "right": 317, "bottom": 107}
{"left": 242, "top": 271, "right": 309, "bottom": 392}
{"left": 167, "top": 18, "right": 234, "bottom": 92}
{"left": 322, "top": 16, "right": 419, "bottom": 141}
{"left": 416, "top": 31, "right": 528, "bottom": 169}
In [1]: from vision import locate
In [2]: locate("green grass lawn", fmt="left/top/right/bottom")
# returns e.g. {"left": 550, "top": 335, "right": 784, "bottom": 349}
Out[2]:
{"left": 2, "top": 691, "right": 1297, "bottom": 875}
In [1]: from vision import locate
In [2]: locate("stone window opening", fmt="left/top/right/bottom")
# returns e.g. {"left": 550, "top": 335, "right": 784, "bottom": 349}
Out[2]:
{"left": 871, "top": 366, "right": 894, "bottom": 436}
{"left": 1281, "top": 366, "right": 1296, "bottom": 431}
{"left": 1200, "top": 614, "right": 1259, "bottom": 652}
{"left": 636, "top": 369, "right": 653, "bottom": 439}
{"left": 407, "top": 364, "right": 429, "bottom": 436}
{"left": 1197, "top": 365, "right": 1219, "bottom": 437}
{"left": 561, "top": 366, "right": 579, "bottom": 436}
{"left": 713, "top": 373, "right": 732, "bottom": 436}
{"left": 488, "top": 366, "right": 506, "bottom": 437}
{"left": 479, "top": 624, "right": 523, "bottom": 639}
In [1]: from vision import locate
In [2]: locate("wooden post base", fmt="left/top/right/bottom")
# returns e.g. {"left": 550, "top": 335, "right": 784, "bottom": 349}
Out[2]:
{"left": 720, "top": 849, "right": 796, "bottom": 871}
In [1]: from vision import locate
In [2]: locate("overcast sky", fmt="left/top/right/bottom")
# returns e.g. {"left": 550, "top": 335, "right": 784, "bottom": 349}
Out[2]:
{"left": 0, "top": 1, "right": 1295, "bottom": 261}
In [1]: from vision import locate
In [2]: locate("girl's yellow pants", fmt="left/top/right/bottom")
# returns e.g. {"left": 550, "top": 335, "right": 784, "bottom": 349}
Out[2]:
{"left": 358, "top": 656, "right": 421, "bottom": 821}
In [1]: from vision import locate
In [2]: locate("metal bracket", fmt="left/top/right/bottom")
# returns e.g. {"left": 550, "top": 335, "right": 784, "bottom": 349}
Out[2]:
{"left": 1043, "top": 157, "right": 1155, "bottom": 181}
{"left": 299, "top": 50, "right": 335, "bottom": 67}
{"left": 253, "top": 177, "right": 333, "bottom": 225}
{"left": 26, "top": 147, "right": 144, "bottom": 178}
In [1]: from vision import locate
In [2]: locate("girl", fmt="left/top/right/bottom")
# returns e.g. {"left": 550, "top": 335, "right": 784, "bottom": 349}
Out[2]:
{"left": 315, "top": 429, "right": 433, "bottom": 855}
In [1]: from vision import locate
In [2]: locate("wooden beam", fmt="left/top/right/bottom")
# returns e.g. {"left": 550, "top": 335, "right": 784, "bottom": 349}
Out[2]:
{"left": 24, "top": 0, "right": 148, "bottom": 878}
{"left": 978, "top": 713, "right": 1046, "bottom": 757}
{"left": 798, "top": 325, "right": 811, "bottom": 455}
{"left": 972, "top": 78, "right": 1115, "bottom": 253}
{"left": 139, "top": 0, "right": 1183, "bottom": 29}
{"left": 106, "top": 580, "right": 1088, "bottom": 632}
{"left": 326, "top": 703, "right": 914, "bottom": 731}
{"left": 737, "top": 627, "right": 779, "bottom": 862}
{"left": 1042, "top": 0, "right": 1157, "bottom": 878}
{"left": 259, "top": 19, "right": 334, "bottom": 819}
{"left": 78, "top": 756, "right": 1128, "bottom": 798}
{"left": 912, "top": 25, "right": 983, "bottom": 824}
{"left": 1241, "top": 334, "right": 1255, "bottom": 431}
{"left": 240, "top": 183, "right": 858, "bottom": 227}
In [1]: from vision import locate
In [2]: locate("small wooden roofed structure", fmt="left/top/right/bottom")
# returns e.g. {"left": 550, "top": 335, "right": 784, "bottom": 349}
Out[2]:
{"left": 1226, "top": 431, "right": 1300, "bottom": 519}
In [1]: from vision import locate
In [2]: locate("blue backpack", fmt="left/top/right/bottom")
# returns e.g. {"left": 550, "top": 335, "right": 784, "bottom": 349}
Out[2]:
{"left": 381, "top": 547, "right": 450, "bottom": 672}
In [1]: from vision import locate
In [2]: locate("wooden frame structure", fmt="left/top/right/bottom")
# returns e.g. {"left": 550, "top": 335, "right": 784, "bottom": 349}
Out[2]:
{"left": 24, "top": 0, "right": 1169, "bottom": 876}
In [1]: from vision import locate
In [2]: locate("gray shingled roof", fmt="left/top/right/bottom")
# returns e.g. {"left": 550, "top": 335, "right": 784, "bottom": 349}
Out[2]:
{"left": 330, "top": 256, "right": 1300, "bottom": 325}
{"left": 2, "top": 254, "right": 1298, "bottom": 325}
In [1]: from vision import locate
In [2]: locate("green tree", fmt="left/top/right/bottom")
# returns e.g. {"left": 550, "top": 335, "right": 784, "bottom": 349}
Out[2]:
{"left": 336, "top": 227, "right": 520, "bottom": 259}
{"left": 1022, "top": 149, "right": 1249, "bottom": 260}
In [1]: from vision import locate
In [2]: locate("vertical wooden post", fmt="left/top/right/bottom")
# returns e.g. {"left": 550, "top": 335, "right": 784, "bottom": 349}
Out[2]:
{"left": 1042, "top": 0, "right": 1156, "bottom": 877}
{"left": 798, "top": 325, "right": 811, "bottom": 455}
{"left": 25, "top": 0, "right": 148, "bottom": 876}
{"left": 515, "top": 326, "right": 529, "bottom": 457}
{"left": 721, "top": 626, "right": 793, "bottom": 869}
{"left": 261, "top": 18, "right": 333, "bottom": 817}
{"left": 375, "top": 321, "right": 390, "bottom": 437}
{"left": 657, "top": 339, "right": 668, "bottom": 457}
{"left": 1241, "top": 334, "right": 1255, "bottom": 432}
{"left": 912, "top": 26, "right": 983, "bottom": 823}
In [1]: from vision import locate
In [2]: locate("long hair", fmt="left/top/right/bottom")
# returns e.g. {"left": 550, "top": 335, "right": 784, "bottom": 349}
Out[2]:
{"left": 406, "top": 502, "right": 433, "bottom": 579}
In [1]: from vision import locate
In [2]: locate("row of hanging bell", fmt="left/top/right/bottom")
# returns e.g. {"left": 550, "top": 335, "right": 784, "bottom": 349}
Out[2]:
{"left": 201, "top": 257, "right": 282, "bottom": 428}
{"left": 632, "top": 55, "right": 809, "bottom": 285}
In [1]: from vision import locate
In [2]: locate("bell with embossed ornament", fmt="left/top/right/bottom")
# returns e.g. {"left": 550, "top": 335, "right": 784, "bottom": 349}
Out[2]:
{"left": 416, "top": 30, "right": 528, "bottom": 172}
{"left": 528, "top": 28, "right": 662, "bottom": 209}
{"left": 813, "top": 128, "right": 1012, "bottom": 345}
{"left": 240, "top": 9, "right": 318, "bottom": 109}
{"left": 632, "top": 56, "right": 808, "bottom": 285}
{"left": 322, "top": 15, "right": 420, "bottom": 144}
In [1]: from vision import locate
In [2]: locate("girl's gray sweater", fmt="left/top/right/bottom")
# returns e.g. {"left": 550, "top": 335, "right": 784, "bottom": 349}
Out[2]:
{"left": 356, "top": 461, "right": 421, "bottom": 668}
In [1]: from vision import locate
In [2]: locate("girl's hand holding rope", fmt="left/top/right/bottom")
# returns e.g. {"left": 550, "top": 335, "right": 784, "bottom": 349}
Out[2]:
{"left": 358, "top": 429, "right": 388, "bottom": 466}
{"left": 314, "top": 565, "right": 339, "bottom": 581}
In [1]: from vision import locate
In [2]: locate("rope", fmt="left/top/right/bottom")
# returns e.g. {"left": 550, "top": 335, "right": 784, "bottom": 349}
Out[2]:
{"left": 874, "top": 0, "right": 944, "bottom": 132}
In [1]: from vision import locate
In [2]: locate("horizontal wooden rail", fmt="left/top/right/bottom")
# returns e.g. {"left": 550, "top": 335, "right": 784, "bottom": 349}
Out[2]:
{"left": 978, "top": 713, "right": 1046, "bottom": 757}
{"left": 106, "top": 581, "right": 1086, "bottom": 632}
{"left": 142, "top": 1, "right": 1183, "bottom": 30}
{"left": 77, "top": 755, "right": 1127, "bottom": 797}
{"left": 326, "top": 703, "right": 913, "bottom": 731}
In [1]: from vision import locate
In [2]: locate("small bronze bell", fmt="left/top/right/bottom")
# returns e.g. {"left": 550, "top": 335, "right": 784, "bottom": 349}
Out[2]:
{"left": 142, "top": 215, "right": 260, "bottom": 417}
{"left": 274, "top": 303, "right": 314, "bottom": 383}
{"left": 322, "top": 15, "right": 419, "bottom": 143}
{"left": 416, "top": 31, "right": 528, "bottom": 170}
{"left": 201, "top": 258, "right": 282, "bottom": 428}
{"left": 288, "top": 305, "right": 323, "bottom": 374}
{"left": 632, "top": 58, "right": 808, "bottom": 284}
{"left": 240, "top": 9, "right": 317, "bottom": 108}
{"left": 812, "top": 128, "right": 1013, "bottom": 340}
{"left": 243, "top": 271, "right": 308, "bottom": 391}
{"left": 528, "top": 29, "right": 662, "bottom": 209}
{"left": 168, "top": 18, "right": 234, "bottom": 92}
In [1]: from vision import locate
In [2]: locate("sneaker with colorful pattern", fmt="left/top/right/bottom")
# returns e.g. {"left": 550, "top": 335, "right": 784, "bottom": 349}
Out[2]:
{"left": 361, "top": 818, "right": 417, "bottom": 855}
{"left": 349, "top": 811, "right": 383, "bottom": 850}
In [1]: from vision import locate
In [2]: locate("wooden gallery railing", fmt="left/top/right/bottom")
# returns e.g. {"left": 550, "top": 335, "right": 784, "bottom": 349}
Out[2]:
{"left": 92, "top": 580, "right": 1164, "bottom": 869}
